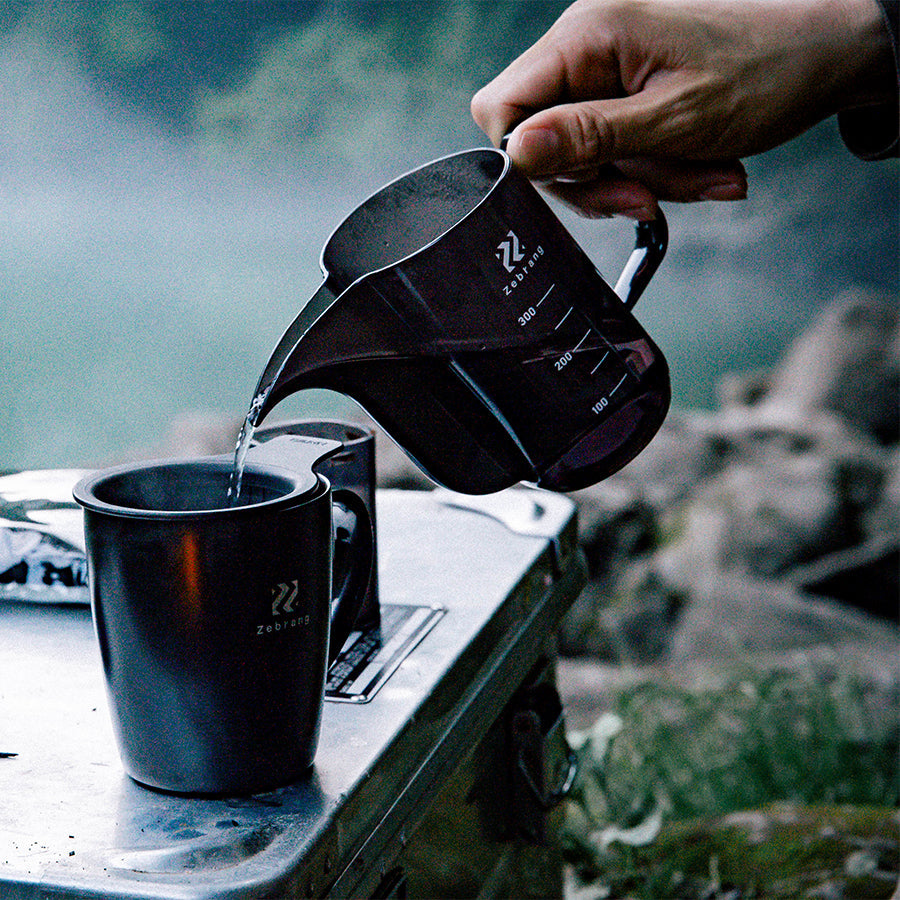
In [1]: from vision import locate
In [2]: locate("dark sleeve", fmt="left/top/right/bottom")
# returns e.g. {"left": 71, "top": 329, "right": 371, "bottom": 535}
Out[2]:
{"left": 838, "top": 0, "right": 899, "bottom": 159}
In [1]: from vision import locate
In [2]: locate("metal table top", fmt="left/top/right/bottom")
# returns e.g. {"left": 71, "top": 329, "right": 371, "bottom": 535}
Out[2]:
{"left": 0, "top": 487, "right": 584, "bottom": 900}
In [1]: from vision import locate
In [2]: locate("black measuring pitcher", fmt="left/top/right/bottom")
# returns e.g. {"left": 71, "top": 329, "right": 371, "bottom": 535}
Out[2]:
{"left": 250, "top": 147, "right": 670, "bottom": 494}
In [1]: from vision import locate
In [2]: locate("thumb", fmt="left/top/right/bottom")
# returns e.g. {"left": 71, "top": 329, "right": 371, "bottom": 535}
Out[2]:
{"left": 506, "top": 95, "right": 663, "bottom": 178}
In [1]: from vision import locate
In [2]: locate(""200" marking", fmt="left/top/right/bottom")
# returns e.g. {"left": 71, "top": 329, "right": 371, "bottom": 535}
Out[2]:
{"left": 555, "top": 351, "right": 573, "bottom": 372}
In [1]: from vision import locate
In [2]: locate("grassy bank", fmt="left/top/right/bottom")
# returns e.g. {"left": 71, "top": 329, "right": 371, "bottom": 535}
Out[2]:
{"left": 563, "top": 663, "right": 899, "bottom": 899}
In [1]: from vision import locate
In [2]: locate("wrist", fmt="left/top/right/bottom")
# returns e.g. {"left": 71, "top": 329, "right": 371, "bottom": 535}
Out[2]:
{"left": 827, "top": 0, "right": 896, "bottom": 109}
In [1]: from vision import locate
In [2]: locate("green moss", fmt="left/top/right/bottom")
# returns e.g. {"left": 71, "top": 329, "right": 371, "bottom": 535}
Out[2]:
{"left": 566, "top": 805, "right": 899, "bottom": 899}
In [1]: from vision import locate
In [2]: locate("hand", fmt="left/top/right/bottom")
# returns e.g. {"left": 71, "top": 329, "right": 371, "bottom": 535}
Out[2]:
{"left": 471, "top": 0, "right": 893, "bottom": 218}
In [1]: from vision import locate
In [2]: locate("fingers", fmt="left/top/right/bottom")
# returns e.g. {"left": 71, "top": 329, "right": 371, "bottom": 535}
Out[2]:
{"left": 471, "top": 0, "right": 753, "bottom": 220}
{"left": 499, "top": 67, "right": 723, "bottom": 176}
{"left": 616, "top": 158, "right": 748, "bottom": 203}
{"left": 473, "top": 0, "right": 889, "bottom": 188}
{"left": 501, "top": 97, "right": 648, "bottom": 177}
{"left": 539, "top": 159, "right": 748, "bottom": 219}
{"left": 470, "top": 1, "right": 623, "bottom": 147}
{"left": 469, "top": 45, "right": 563, "bottom": 146}
{"left": 544, "top": 168, "right": 660, "bottom": 221}
{"left": 480, "top": 82, "right": 748, "bottom": 219}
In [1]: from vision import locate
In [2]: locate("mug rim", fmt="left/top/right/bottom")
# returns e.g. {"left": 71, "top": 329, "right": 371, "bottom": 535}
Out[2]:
{"left": 72, "top": 456, "right": 326, "bottom": 520}
{"left": 253, "top": 418, "right": 373, "bottom": 451}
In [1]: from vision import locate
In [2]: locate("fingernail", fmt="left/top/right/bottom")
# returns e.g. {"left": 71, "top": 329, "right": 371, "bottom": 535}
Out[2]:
{"left": 620, "top": 204, "right": 658, "bottom": 221}
{"left": 514, "top": 127, "right": 562, "bottom": 169}
{"left": 699, "top": 181, "right": 747, "bottom": 202}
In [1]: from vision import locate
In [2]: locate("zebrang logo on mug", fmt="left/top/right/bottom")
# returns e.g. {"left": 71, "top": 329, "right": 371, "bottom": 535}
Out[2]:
{"left": 272, "top": 579, "right": 300, "bottom": 615}
{"left": 257, "top": 579, "right": 312, "bottom": 636}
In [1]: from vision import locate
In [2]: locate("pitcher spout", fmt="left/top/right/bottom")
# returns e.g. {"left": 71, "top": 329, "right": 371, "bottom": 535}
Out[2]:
{"left": 250, "top": 279, "right": 342, "bottom": 426}
{"left": 248, "top": 274, "right": 432, "bottom": 429}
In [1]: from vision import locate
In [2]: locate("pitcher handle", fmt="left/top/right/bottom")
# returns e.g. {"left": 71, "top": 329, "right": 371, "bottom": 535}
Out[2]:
{"left": 613, "top": 213, "right": 668, "bottom": 310}
{"left": 328, "top": 488, "right": 374, "bottom": 664}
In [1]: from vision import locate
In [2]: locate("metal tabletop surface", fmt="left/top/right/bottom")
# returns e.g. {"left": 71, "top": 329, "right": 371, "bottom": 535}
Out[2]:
{"left": 0, "top": 487, "right": 584, "bottom": 900}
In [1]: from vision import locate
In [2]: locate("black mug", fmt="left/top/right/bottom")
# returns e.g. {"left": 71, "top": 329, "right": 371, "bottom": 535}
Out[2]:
{"left": 73, "top": 436, "right": 373, "bottom": 796}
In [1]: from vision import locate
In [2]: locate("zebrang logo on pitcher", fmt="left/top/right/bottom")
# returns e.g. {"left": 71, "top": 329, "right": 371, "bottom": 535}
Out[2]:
{"left": 255, "top": 579, "right": 311, "bottom": 636}
{"left": 496, "top": 229, "right": 546, "bottom": 296}
{"left": 496, "top": 230, "right": 525, "bottom": 272}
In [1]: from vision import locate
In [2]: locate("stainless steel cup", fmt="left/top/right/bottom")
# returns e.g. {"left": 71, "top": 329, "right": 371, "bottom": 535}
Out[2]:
{"left": 73, "top": 437, "right": 373, "bottom": 796}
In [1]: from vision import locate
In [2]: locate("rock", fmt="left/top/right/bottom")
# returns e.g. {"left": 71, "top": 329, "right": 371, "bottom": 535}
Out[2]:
{"left": 558, "top": 482, "right": 661, "bottom": 656}
{"left": 557, "top": 579, "right": 624, "bottom": 659}
{"left": 559, "top": 565, "right": 683, "bottom": 661}
{"left": 664, "top": 456, "right": 858, "bottom": 580}
{"left": 593, "top": 409, "right": 727, "bottom": 506}
{"left": 560, "top": 412, "right": 894, "bottom": 660}
{"left": 569, "top": 479, "right": 653, "bottom": 562}
{"left": 556, "top": 287, "right": 899, "bottom": 661}
{"left": 864, "top": 445, "right": 900, "bottom": 536}
{"left": 665, "top": 574, "right": 899, "bottom": 663}
{"left": 716, "top": 366, "right": 771, "bottom": 409}
{"left": 787, "top": 534, "right": 900, "bottom": 618}
{"left": 758, "top": 287, "right": 899, "bottom": 445}
{"left": 558, "top": 640, "right": 900, "bottom": 733}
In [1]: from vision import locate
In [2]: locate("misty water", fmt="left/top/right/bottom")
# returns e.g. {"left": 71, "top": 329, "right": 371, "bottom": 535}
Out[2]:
{"left": 2, "top": 3, "right": 897, "bottom": 471}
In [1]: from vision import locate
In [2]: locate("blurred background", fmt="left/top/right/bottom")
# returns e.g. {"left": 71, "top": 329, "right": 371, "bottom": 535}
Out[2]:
{"left": 2, "top": 0, "right": 897, "bottom": 469}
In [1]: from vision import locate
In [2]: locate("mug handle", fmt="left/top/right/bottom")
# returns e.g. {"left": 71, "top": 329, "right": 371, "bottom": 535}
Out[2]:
{"left": 328, "top": 488, "right": 374, "bottom": 664}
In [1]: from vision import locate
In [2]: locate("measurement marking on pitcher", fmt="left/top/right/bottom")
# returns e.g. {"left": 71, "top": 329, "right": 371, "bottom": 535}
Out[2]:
{"left": 554, "top": 308, "right": 573, "bottom": 331}
{"left": 572, "top": 330, "right": 591, "bottom": 352}
{"left": 590, "top": 352, "right": 610, "bottom": 374}
{"left": 609, "top": 373, "right": 628, "bottom": 396}
{"left": 517, "top": 285, "right": 555, "bottom": 327}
